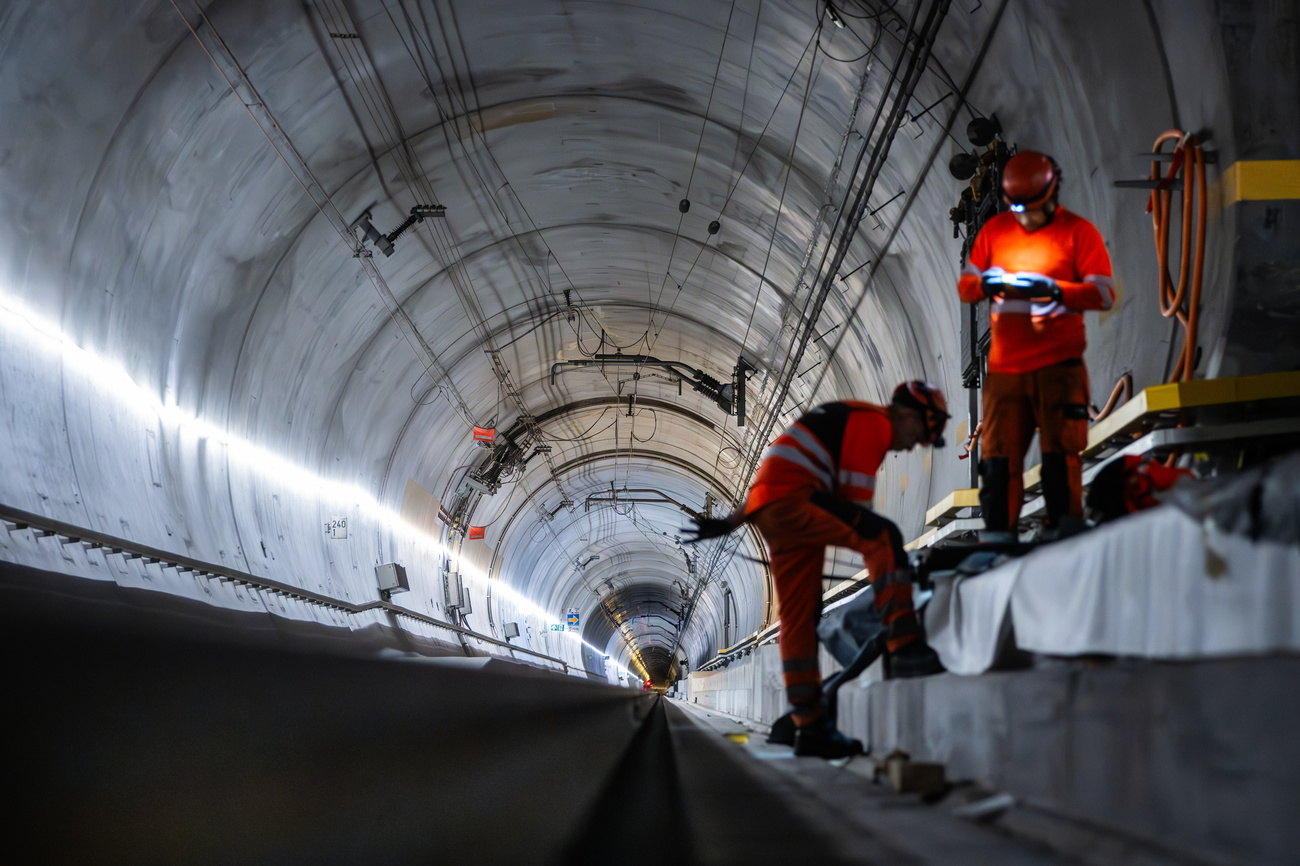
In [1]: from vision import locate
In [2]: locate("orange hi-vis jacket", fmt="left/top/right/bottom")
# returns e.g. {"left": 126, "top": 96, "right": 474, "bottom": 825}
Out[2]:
{"left": 958, "top": 208, "right": 1114, "bottom": 373}
{"left": 744, "top": 401, "right": 892, "bottom": 517}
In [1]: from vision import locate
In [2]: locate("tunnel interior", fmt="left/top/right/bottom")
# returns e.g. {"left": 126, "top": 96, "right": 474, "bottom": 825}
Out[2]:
{"left": 3, "top": 0, "right": 1300, "bottom": 860}
{"left": 3, "top": 0, "right": 1277, "bottom": 680}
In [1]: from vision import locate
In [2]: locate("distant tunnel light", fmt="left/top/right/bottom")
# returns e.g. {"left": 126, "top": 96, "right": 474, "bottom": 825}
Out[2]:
{"left": 0, "top": 292, "right": 635, "bottom": 679}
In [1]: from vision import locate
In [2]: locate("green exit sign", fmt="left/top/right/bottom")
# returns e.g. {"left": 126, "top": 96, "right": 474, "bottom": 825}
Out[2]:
{"left": 549, "top": 623, "right": 565, "bottom": 632}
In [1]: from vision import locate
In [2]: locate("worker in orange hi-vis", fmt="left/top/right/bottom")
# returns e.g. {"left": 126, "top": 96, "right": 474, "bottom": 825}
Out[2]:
{"left": 958, "top": 151, "right": 1115, "bottom": 539}
{"left": 684, "top": 382, "right": 949, "bottom": 759}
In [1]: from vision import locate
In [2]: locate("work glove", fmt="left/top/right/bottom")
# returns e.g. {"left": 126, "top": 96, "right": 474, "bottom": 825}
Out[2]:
{"left": 682, "top": 517, "right": 734, "bottom": 544}
{"left": 985, "top": 270, "right": 1061, "bottom": 301}
{"left": 978, "top": 267, "right": 1007, "bottom": 298}
{"left": 1011, "top": 271, "right": 1062, "bottom": 301}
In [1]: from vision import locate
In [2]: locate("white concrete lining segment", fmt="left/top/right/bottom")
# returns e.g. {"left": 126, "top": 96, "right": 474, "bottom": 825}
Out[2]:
{"left": 0, "top": 0, "right": 1243, "bottom": 672}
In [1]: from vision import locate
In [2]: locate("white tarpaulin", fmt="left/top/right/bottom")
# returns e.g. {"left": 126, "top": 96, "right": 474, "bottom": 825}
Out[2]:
{"left": 925, "top": 559, "right": 1022, "bottom": 675}
{"left": 925, "top": 507, "right": 1300, "bottom": 674}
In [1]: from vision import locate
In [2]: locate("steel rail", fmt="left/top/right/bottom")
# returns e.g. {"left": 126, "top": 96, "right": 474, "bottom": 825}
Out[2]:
{"left": 0, "top": 502, "right": 570, "bottom": 672}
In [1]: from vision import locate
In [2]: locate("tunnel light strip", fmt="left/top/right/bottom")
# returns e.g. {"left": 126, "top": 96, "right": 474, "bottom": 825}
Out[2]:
{"left": 0, "top": 293, "right": 636, "bottom": 681}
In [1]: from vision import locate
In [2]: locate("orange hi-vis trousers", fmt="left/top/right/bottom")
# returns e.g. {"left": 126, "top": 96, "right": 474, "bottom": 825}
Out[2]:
{"left": 979, "top": 359, "right": 1090, "bottom": 530}
{"left": 749, "top": 488, "right": 919, "bottom": 726}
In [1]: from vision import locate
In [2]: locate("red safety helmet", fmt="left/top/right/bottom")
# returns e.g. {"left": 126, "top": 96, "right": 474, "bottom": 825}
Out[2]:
{"left": 891, "top": 381, "right": 950, "bottom": 447}
{"left": 1001, "top": 151, "right": 1060, "bottom": 212}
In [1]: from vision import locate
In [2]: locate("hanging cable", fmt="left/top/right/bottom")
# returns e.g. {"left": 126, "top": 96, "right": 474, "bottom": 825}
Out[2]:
{"left": 1146, "top": 130, "right": 1208, "bottom": 466}
{"left": 815, "top": 1, "right": 883, "bottom": 64}
{"left": 539, "top": 407, "right": 619, "bottom": 443}
{"left": 649, "top": 0, "right": 739, "bottom": 314}
{"left": 805, "top": 0, "right": 1006, "bottom": 418}
{"left": 1090, "top": 373, "right": 1133, "bottom": 422}
{"left": 740, "top": 0, "right": 936, "bottom": 479}
{"left": 1149, "top": 130, "right": 1208, "bottom": 384}
{"left": 631, "top": 408, "right": 659, "bottom": 442}
{"left": 644, "top": 25, "right": 822, "bottom": 347}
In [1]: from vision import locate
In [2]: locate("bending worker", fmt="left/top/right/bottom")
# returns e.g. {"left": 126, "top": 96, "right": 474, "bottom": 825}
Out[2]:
{"left": 685, "top": 382, "right": 949, "bottom": 759}
{"left": 959, "top": 151, "right": 1115, "bottom": 537}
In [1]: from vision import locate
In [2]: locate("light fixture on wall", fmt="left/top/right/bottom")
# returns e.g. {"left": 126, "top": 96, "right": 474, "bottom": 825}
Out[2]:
{"left": 0, "top": 292, "right": 641, "bottom": 681}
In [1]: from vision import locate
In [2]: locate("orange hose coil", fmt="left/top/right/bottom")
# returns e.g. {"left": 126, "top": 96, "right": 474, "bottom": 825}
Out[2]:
{"left": 1148, "top": 130, "right": 1208, "bottom": 383}
{"left": 1148, "top": 130, "right": 1209, "bottom": 466}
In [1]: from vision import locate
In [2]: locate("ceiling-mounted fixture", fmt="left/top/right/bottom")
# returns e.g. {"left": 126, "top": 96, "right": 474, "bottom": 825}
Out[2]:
{"left": 583, "top": 487, "right": 706, "bottom": 520}
{"left": 354, "top": 204, "right": 446, "bottom": 257}
{"left": 966, "top": 115, "right": 1002, "bottom": 148}
{"left": 550, "top": 354, "right": 751, "bottom": 424}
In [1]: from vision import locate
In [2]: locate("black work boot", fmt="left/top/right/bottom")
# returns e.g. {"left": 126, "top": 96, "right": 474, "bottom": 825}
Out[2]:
{"left": 978, "top": 457, "right": 1011, "bottom": 532}
{"left": 793, "top": 715, "right": 863, "bottom": 759}
{"left": 766, "top": 711, "right": 796, "bottom": 746}
{"left": 886, "top": 640, "right": 945, "bottom": 679}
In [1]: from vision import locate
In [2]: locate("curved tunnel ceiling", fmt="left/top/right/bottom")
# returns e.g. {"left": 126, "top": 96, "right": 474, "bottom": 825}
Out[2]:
{"left": 0, "top": 0, "right": 1239, "bottom": 682}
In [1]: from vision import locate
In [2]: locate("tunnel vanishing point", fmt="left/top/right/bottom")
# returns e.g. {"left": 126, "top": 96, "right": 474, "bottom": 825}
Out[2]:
{"left": 3, "top": 1, "right": 1299, "bottom": 862}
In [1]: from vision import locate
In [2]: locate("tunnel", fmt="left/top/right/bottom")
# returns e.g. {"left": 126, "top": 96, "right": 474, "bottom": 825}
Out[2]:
{"left": 2, "top": 0, "right": 1299, "bottom": 861}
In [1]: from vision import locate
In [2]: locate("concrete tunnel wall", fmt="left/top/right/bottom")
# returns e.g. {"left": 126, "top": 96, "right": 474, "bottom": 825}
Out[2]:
{"left": 0, "top": 0, "right": 1253, "bottom": 680}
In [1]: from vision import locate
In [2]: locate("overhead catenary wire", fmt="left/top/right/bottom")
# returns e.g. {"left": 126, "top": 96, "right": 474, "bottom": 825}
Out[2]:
{"left": 805, "top": 0, "right": 1009, "bottom": 407}
{"left": 377, "top": 0, "right": 632, "bottom": 412}
{"left": 311, "top": 1, "right": 579, "bottom": 522}
{"left": 731, "top": 33, "right": 831, "bottom": 368}
{"left": 740, "top": 0, "right": 935, "bottom": 476}
{"left": 169, "top": 0, "right": 478, "bottom": 429}
{"left": 815, "top": 1, "right": 884, "bottom": 64}
{"left": 379, "top": 1, "right": 596, "bottom": 320}
{"left": 645, "top": 0, "right": 740, "bottom": 342}
{"left": 670, "top": 0, "right": 953, "bottom": 663}
{"left": 644, "top": 25, "right": 823, "bottom": 351}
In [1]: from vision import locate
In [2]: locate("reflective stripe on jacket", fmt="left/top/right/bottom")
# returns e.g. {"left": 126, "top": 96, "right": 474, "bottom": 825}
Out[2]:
{"left": 744, "top": 401, "right": 891, "bottom": 516}
{"left": 956, "top": 208, "right": 1114, "bottom": 374}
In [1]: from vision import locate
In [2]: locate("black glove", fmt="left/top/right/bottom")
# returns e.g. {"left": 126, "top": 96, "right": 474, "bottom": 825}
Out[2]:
{"left": 1016, "top": 277, "right": 1062, "bottom": 301}
{"left": 979, "top": 268, "right": 1008, "bottom": 298}
{"left": 982, "top": 270, "right": 1061, "bottom": 302}
{"left": 682, "top": 517, "right": 734, "bottom": 544}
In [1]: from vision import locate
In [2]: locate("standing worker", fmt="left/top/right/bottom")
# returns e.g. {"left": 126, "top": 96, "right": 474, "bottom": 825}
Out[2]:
{"left": 685, "top": 382, "right": 949, "bottom": 759}
{"left": 958, "top": 151, "right": 1115, "bottom": 538}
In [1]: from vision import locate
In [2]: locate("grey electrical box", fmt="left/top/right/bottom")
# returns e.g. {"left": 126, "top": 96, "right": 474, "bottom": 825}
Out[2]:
{"left": 449, "top": 571, "right": 472, "bottom": 615}
{"left": 503, "top": 622, "right": 520, "bottom": 640}
{"left": 375, "top": 562, "right": 409, "bottom": 595}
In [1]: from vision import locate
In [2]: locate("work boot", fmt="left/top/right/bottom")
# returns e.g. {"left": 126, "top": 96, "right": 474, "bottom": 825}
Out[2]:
{"left": 886, "top": 640, "right": 945, "bottom": 679}
{"left": 793, "top": 716, "right": 863, "bottom": 759}
{"left": 766, "top": 711, "right": 796, "bottom": 746}
{"left": 1038, "top": 515, "right": 1088, "bottom": 543}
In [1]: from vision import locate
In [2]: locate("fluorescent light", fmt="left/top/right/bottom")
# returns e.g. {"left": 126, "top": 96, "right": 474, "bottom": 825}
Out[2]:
{"left": 0, "top": 292, "right": 634, "bottom": 679}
